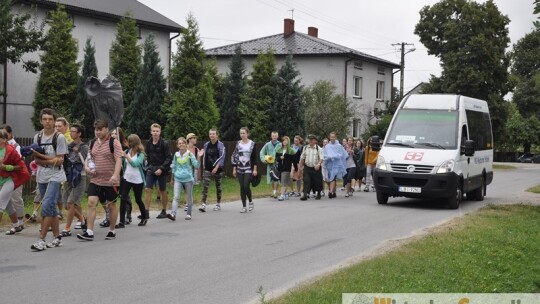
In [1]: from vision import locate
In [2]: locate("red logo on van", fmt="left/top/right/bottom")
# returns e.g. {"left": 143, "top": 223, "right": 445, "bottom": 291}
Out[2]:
{"left": 405, "top": 152, "right": 424, "bottom": 161}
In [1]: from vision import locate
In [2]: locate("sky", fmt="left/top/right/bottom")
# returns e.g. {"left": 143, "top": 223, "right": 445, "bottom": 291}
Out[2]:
{"left": 139, "top": 0, "right": 537, "bottom": 93}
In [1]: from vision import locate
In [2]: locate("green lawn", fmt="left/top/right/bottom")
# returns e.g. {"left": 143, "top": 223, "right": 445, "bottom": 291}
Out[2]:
{"left": 526, "top": 184, "right": 540, "bottom": 194}
{"left": 268, "top": 204, "right": 540, "bottom": 304}
{"left": 21, "top": 177, "right": 275, "bottom": 218}
{"left": 493, "top": 164, "right": 516, "bottom": 170}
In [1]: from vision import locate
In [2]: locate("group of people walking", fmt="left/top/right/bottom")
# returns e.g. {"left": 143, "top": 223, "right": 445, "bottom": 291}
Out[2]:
{"left": 0, "top": 107, "right": 380, "bottom": 252}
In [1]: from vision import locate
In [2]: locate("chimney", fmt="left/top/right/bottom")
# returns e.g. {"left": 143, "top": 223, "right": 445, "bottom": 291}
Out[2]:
{"left": 308, "top": 27, "right": 318, "bottom": 38}
{"left": 284, "top": 18, "right": 295, "bottom": 37}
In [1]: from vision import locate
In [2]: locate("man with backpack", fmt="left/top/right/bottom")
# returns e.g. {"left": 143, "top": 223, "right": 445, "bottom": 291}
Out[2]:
{"left": 30, "top": 108, "right": 68, "bottom": 251}
{"left": 77, "top": 119, "right": 123, "bottom": 241}
{"left": 143, "top": 123, "right": 172, "bottom": 219}
{"left": 60, "top": 123, "right": 88, "bottom": 236}
{"left": 299, "top": 134, "right": 324, "bottom": 200}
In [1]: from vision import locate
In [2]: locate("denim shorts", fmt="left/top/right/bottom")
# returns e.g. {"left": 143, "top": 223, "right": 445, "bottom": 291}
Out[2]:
{"left": 145, "top": 172, "right": 168, "bottom": 191}
{"left": 39, "top": 182, "right": 61, "bottom": 217}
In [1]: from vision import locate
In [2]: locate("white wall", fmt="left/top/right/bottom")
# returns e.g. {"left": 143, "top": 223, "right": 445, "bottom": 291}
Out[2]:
{"left": 5, "top": 6, "right": 173, "bottom": 138}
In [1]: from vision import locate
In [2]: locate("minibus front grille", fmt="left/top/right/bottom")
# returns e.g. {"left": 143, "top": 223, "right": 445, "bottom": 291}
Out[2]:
{"left": 390, "top": 164, "right": 434, "bottom": 174}
{"left": 393, "top": 177, "right": 428, "bottom": 187}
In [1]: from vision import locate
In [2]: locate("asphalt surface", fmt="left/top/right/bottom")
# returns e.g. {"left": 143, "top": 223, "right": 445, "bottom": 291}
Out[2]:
{"left": 1, "top": 163, "right": 538, "bottom": 304}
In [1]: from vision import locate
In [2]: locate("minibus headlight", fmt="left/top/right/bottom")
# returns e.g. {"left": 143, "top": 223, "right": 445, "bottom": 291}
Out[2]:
{"left": 376, "top": 156, "right": 387, "bottom": 171}
{"left": 437, "top": 159, "right": 455, "bottom": 174}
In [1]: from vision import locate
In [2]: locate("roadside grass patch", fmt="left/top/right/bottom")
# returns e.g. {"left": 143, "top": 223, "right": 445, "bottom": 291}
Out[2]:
{"left": 526, "top": 185, "right": 540, "bottom": 194}
{"left": 269, "top": 204, "right": 540, "bottom": 304}
{"left": 19, "top": 177, "right": 274, "bottom": 222}
{"left": 493, "top": 164, "right": 516, "bottom": 170}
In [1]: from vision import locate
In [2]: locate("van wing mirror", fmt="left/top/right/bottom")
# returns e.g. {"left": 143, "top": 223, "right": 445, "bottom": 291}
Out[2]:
{"left": 463, "top": 140, "right": 475, "bottom": 156}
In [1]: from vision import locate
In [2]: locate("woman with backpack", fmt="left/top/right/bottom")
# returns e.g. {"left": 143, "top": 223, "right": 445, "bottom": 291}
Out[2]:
{"left": 275, "top": 136, "right": 296, "bottom": 201}
{"left": 117, "top": 134, "right": 148, "bottom": 227}
{"left": 167, "top": 137, "right": 200, "bottom": 220}
{"left": 364, "top": 136, "right": 380, "bottom": 192}
{"left": 231, "top": 127, "right": 258, "bottom": 213}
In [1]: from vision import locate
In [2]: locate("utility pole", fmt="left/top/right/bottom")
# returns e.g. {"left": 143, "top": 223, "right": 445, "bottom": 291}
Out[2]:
{"left": 392, "top": 42, "right": 415, "bottom": 101}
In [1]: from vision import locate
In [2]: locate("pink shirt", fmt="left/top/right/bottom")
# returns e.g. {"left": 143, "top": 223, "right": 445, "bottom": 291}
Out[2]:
{"left": 89, "top": 137, "right": 123, "bottom": 186}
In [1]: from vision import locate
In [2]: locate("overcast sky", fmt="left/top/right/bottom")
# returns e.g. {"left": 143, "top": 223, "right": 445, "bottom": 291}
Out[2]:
{"left": 139, "top": 0, "right": 537, "bottom": 92}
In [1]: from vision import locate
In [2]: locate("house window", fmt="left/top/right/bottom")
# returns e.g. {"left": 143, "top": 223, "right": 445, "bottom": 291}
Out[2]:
{"left": 353, "top": 77, "right": 362, "bottom": 98}
{"left": 352, "top": 119, "right": 360, "bottom": 137}
{"left": 354, "top": 61, "right": 363, "bottom": 70}
{"left": 377, "top": 67, "right": 385, "bottom": 75}
{"left": 376, "top": 81, "right": 385, "bottom": 101}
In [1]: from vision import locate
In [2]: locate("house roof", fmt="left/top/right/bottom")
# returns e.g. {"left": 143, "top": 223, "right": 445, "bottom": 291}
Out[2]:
{"left": 19, "top": 0, "right": 182, "bottom": 32}
{"left": 206, "top": 32, "right": 400, "bottom": 68}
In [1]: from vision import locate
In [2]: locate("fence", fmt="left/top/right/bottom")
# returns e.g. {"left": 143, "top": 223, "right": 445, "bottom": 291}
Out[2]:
{"left": 16, "top": 138, "right": 270, "bottom": 196}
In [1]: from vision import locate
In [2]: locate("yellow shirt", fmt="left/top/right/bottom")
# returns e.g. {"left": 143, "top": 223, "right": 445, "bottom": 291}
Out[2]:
{"left": 63, "top": 131, "right": 73, "bottom": 144}
{"left": 365, "top": 146, "right": 379, "bottom": 166}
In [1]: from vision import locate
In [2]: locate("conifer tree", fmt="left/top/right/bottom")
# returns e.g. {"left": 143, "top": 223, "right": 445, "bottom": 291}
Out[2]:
{"left": 32, "top": 4, "right": 78, "bottom": 129}
{"left": 110, "top": 12, "right": 141, "bottom": 111}
{"left": 270, "top": 53, "right": 303, "bottom": 137}
{"left": 220, "top": 45, "right": 245, "bottom": 141}
{"left": 72, "top": 37, "right": 98, "bottom": 138}
{"left": 240, "top": 48, "right": 276, "bottom": 141}
{"left": 127, "top": 34, "right": 166, "bottom": 139}
{"left": 164, "top": 13, "right": 218, "bottom": 139}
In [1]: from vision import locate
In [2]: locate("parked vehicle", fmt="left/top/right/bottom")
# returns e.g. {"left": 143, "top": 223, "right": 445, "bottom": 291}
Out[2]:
{"left": 374, "top": 94, "right": 493, "bottom": 209}
{"left": 517, "top": 153, "right": 534, "bottom": 163}
{"left": 531, "top": 154, "right": 540, "bottom": 163}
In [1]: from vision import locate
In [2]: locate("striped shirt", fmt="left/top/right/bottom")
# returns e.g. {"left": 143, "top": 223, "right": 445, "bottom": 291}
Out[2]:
{"left": 300, "top": 144, "right": 323, "bottom": 167}
{"left": 89, "top": 137, "right": 123, "bottom": 186}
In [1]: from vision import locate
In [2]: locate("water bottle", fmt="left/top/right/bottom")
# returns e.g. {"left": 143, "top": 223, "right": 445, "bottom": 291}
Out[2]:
{"left": 88, "top": 157, "right": 96, "bottom": 174}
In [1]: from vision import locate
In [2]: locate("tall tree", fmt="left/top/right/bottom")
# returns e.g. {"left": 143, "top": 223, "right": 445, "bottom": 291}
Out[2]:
{"left": 72, "top": 37, "right": 98, "bottom": 138}
{"left": 414, "top": 0, "right": 511, "bottom": 145}
{"left": 109, "top": 12, "right": 141, "bottom": 112}
{"left": 164, "top": 13, "right": 218, "bottom": 139}
{"left": 31, "top": 4, "right": 78, "bottom": 129}
{"left": 535, "top": 0, "right": 540, "bottom": 29}
{"left": 510, "top": 29, "right": 540, "bottom": 152}
{"left": 270, "top": 53, "right": 304, "bottom": 137}
{"left": 240, "top": 48, "right": 276, "bottom": 142}
{"left": 304, "top": 80, "right": 353, "bottom": 140}
{"left": 127, "top": 34, "right": 166, "bottom": 139}
{"left": 0, "top": 0, "right": 43, "bottom": 74}
{"left": 220, "top": 45, "right": 245, "bottom": 141}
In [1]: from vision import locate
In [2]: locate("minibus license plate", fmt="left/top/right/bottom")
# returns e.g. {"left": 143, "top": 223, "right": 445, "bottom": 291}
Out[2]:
{"left": 399, "top": 186, "right": 421, "bottom": 193}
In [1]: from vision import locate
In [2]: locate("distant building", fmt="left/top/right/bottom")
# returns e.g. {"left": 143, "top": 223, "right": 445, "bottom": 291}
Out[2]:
{"left": 206, "top": 19, "right": 400, "bottom": 137}
{"left": 1, "top": 0, "right": 182, "bottom": 137}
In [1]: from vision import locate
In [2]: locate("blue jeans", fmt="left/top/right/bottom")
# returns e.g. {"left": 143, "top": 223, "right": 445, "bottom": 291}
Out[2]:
{"left": 172, "top": 180, "right": 193, "bottom": 216}
{"left": 38, "top": 181, "right": 61, "bottom": 217}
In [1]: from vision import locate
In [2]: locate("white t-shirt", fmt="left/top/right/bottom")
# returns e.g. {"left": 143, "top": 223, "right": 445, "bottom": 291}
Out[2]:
{"left": 237, "top": 140, "right": 253, "bottom": 173}
{"left": 124, "top": 162, "right": 143, "bottom": 184}
{"left": 34, "top": 132, "right": 68, "bottom": 183}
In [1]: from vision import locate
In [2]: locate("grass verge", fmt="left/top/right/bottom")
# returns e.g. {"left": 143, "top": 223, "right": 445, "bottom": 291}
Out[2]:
{"left": 493, "top": 164, "right": 516, "bottom": 170}
{"left": 526, "top": 185, "right": 540, "bottom": 194}
{"left": 20, "top": 177, "right": 275, "bottom": 218}
{"left": 268, "top": 204, "right": 540, "bottom": 304}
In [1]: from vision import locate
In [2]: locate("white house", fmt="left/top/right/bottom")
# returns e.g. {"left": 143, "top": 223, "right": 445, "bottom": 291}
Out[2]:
{"left": 206, "top": 19, "right": 400, "bottom": 137}
{"left": 1, "top": 0, "right": 182, "bottom": 137}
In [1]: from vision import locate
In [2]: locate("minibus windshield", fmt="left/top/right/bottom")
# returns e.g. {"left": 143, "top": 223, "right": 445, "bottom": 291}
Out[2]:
{"left": 385, "top": 109, "right": 459, "bottom": 149}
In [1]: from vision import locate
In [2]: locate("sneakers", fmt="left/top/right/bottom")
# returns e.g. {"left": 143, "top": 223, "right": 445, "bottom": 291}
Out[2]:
{"left": 105, "top": 231, "right": 116, "bottom": 240}
{"left": 321, "top": 191, "right": 325, "bottom": 197}
{"left": 74, "top": 222, "right": 82, "bottom": 229}
{"left": 115, "top": 223, "right": 125, "bottom": 229}
{"left": 345, "top": 192, "right": 350, "bottom": 198}
{"left": 278, "top": 195, "right": 285, "bottom": 201}
{"left": 364, "top": 187, "right": 369, "bottom": 192}
{"left": 199, "top": 203, "right": 207, "bottom": 212}
{"left": 213, "top": 204, "right": 221, "bottom": 211}
{"left": 166, "top": 213, "right": 176, "bottom": 221}
{"left": 340, "top": 187, "right": 346, "bottom": 191}
{"left": 99, "top": 219, "right": 110, "bottom": 228}
{"left": 77, "top": 232, "right": 94, "bottom": 241}
{"left": 184, "top": 204, "right": 188, "bottom": 212}
{"left": 46, "top": 238, "right": 62, "bottom": 248}
{"left": 156, "top": 210, "right": 167, "bottom": 219}
{"left": 240, "top": 207, "right": 247, "bottom": 213}
{"left": 185, "top": 214, "right": 192, "bottom": 220}
{"left": 248, "top": 202, "right": 254, "bottom": 212}
{"left": 31, "top": 239, "right": 47, "bottom": 251}
{"left": 30, "top": 214, "right": 38, "bottom": 222}
{"left": 61, "top": 230, "right": 72, "bottom": 237}
{"left": 295, "top": 192, "right": 301, "bottom": 197}
{"left": 5, "top": 225, "right": 23, "bottom": 235}
{"left": 300, "top": 196, "right": 308, "bottom": 201}
{"left": 315, "top": 193, "right": 321, "bottom": 200}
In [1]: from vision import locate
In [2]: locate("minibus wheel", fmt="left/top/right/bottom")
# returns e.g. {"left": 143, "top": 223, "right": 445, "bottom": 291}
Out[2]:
{"left": 447, "top": 183, "right": 462, "bottom": 209}
{"left": 376, "top": 191, "right": 389, "bottom": 204}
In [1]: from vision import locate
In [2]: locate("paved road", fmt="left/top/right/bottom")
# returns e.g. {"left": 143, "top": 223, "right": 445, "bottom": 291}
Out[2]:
{"left": 1, "top": 163, "right": 538, "bottom": 304}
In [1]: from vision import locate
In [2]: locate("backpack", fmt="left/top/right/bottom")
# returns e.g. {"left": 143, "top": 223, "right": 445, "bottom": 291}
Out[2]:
{"left": 270, "top": 163, "right": 280, "bottom": 182}
{"left": 371, "top": 136, "right": 381, "bottom": 152}
{"left": 89, "top": 137, "right": 115, "bottom": 154}
{"left": 37, "top": 131, "right": 60, "bottom": 152}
